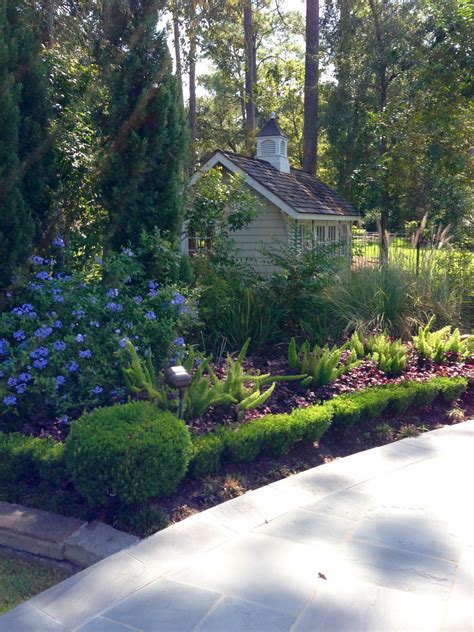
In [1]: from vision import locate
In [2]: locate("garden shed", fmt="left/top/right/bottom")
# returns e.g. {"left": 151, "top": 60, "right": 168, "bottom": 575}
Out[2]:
{"left": 183, "top": 114, "right": 360, "bottom": 274}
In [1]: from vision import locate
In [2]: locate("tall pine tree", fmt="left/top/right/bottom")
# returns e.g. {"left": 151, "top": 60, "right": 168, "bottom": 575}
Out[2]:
{"left": 98, "top": 0, "right": 187, "bottom": 251}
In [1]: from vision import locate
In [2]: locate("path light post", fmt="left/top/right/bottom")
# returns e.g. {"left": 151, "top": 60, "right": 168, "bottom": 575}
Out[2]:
{"left": 164, "top": 365, "right": 192, "bottom": 419}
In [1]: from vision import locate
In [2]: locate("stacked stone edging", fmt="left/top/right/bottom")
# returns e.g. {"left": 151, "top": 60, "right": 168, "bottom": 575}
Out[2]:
{"left": 0, "top": 502, "right": 138, "bottom": 569}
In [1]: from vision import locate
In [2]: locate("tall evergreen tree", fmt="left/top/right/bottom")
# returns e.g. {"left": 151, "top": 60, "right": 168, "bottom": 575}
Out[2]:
{"left": 97, "top": 0, "right": 187, "bottom": 251}
{"left": 1, "top": 0, "right": 56, "bottom": 286}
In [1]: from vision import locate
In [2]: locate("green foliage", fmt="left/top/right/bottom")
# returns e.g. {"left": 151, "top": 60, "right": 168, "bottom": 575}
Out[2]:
{"left": 428, "top": 377, "right": 468, "bottom": 404}
{"left": 219, "top": 288, "right": 283, "bottom": 351}
{"left": 325, "top": 266, "right": 416, "bottom": 338}
{"left": 189, "top": 433, "right": 226, "bottom": 478}
{"left": 350, "top": 332, "right": 365, "bottom": 359}
{"left": 0, "top": 433, "right": 65, "bottom": 499}
{"left": 98, "top": 6, "right": 187, "bottom": 250}
{"left": 326, "top": 398, "right": 362, "bottom": 432}
{"left": 186, "top": 167, "right": 263, "bottom": 250}
{"left": 288, "top": 338, "right": 361, "bottom": 387}
{"left": 264, "top": 240, "right": 344, "bottom": 338}
{"left": 367, "top": 334, "right": 408, "bottom": 377}
{"left": 64, "top": 402, "right": 192, "bottom": 507}
{"left": 0, "top": 0, "right": 53, "bottom": 284}
{"left": 289, "top": 405, "right": 333, "bottom": 443}
{"left": 413, "top": 317, "right": 473, "bottom": 362}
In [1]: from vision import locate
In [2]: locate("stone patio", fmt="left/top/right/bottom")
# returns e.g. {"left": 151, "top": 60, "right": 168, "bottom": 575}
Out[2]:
{"left": 1, "top": 420, "right": 473, "bottom": 632}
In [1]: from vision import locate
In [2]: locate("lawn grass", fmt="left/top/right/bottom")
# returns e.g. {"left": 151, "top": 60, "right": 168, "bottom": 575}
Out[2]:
{"left": 0, "top": 557, "right": 68, "bottom": 614}
{"left": 352, "top": 236, "right": 473, "bottom": 270}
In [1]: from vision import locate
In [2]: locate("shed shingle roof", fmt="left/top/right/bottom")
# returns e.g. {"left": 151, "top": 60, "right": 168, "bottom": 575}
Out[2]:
{"left": 219, "top": 151, "right": 360, "bottom": 217}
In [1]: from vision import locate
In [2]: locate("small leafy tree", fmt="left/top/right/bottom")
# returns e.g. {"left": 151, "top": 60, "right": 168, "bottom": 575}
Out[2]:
{"left": 185, "top": 167, "right": 263, "bottom": 258}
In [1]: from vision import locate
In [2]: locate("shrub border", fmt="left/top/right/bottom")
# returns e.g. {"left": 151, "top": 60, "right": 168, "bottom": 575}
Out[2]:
{"left": 188, "top": 376, "right": 469, "bottom": 478}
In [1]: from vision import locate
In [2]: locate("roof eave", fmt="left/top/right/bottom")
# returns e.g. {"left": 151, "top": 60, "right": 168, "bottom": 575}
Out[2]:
{"left": 190, "top": 151, "right": 360, "bottom": 220}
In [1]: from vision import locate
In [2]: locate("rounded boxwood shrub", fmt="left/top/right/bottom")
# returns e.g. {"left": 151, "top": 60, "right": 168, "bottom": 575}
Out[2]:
{"left": 64, "top": 402, "right": 192, "bottom": 507}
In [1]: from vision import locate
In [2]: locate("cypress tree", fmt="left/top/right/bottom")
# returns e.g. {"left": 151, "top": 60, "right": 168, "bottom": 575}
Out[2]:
{"left": 99, "top": 0, "right": 187, "bottom": 251}
{"left": 0, "top": 1, "right": 55, "bottom": 285}
{"left": 0, "top": 1, "right": 34, "bottom": 285}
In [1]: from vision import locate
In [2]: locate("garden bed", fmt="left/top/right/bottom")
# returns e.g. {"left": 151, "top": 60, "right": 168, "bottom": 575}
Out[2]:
{"left": 1, "top": 376, "right": 471, "bottom": 538}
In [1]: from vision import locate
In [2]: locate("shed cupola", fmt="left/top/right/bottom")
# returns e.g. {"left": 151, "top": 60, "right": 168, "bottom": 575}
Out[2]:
{"left": 255, "top": 113, "right": 290, "bottom": 173}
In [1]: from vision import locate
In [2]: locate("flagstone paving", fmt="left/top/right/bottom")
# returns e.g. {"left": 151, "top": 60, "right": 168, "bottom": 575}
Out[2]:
{"left": 1, "top": 420, "right": 473, "bottom": 632}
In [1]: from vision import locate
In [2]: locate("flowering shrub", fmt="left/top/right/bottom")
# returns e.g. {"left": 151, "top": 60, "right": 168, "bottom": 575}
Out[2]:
{"left": 0, "top": 247, "right": 194, "bottom": 431}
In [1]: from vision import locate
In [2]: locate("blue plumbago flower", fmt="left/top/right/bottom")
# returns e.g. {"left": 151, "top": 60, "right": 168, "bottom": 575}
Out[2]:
{"left": 90, "top": 297, "right": 97, "bottom": 305}
{"left": 66, "top": 360, "right": 79, "bottom": 373}
{"left": 0, "top": 371, "right": 5, "bottom": 378}
{"left": 144, "top": 310, "right": 156, "bottom": 320}
{"left": 3, "top": 395, "right": 17, "bottom": 406}
{"left": 149, "top": 280, "right": 159, "bottom": 290}
{"left": 173, "top": 337, "right": 185, "bottom": 347}
{"left": 91, "top": 385, "right": 103, "bottom": 395}
{"left": 29, "top": 347, "right": 49, "bottom": 360}
{"left": 78, "top": 349, "right": 92, "bottom": 359}
{"left": 89, "top": 320, "right": 100, "bottom": 328}
{"left": 55, "top": 375, "right": 66, "bottom": 386}
{"left": 76, "top": 333, "right": 85, "bottom": 343}
{"left": 28, "top": 282, "right": 44, "bottom": 291}
{"left": 57, "top": 415, "right": 69, "bottom": 425}
{"left": 13, "top": 330, "right": 26, "bottom": 341}
{"left": 148, "top": 288, "right": 158, "bottom": 297}
{"left": 12, "top": 303, "right": 34, "bottom": 316}
{"left": 53, "top": 340, "right": 67, "bottom": 352}
{"left": 47, "top": 311, "right": 58, "bottom": 318}
{"left": 36, "top": 271, "right": 50, "bottom": 281}
{"left": 123, "top": 247, "right": 134, "bottom": 257}
{"left": 44, "top": 258, "right": 56, "bottom": 266}
{"left": 72, "top": 308, "right": 85, "bottom": 319}
{"left": 0, "top": 339, "right": 9, "bottom": 355}
{"left": 118, "top": 337, "right": 129, "bottom": 348}
{"left": 114, "top": 328, "right": 121, "bottom": 335}
{"left": 106, "top": 302, "right": 123, "bottom": 312}
{"left": 7, "top": 377, "right": 18, "bottom": 388}
{"left": 18, "top": 372, "right": 32, "bottom": 382}
{"left": 78, "top": 281, "right": 87, "bottom": 289}
{"left": 133, "top": 296, "right": 143, "bottom": 305}
{"left": 52, "top": 237, "right": 65, "bottom": 247}
{"left": 107, "top": 288, "right": 119, "bottom": 298}
{"left": 30, "top": 255, "right": 44, "bottom": 265}
{"left": 171, "top": 291, "right": 186, "bottom": 306}
{"left": 34, "top": 325, "right": 53, "bottom": 339}
{"left": 16, "top": 383, "right": 27, "bottom": 394}
{"left": 52, "top": 320, "right": 62, "bottom": 329}
{"left": 124, "top": 275, "right": 132, "bottom": 284}
{"left": 95, "top": 256, "right": 103, "bottom": 265}
{"left": 125, "top": 321, "right": 133, "bottom": 329}
{"left": 33, "top": 358, "right": 48, "bottom": 370}
{"left": 53, "top": 295, "right": 64, "bottom": 303}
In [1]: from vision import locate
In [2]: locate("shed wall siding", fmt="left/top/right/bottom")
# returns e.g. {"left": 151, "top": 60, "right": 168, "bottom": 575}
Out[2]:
{"left": 228, "top": 200, "right": 287, "bottom": 274}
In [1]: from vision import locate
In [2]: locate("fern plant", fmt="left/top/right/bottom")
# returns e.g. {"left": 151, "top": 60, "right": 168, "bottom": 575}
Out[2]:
{"left": 288, "top": 338, "right": 361, "bottom": 388}
{"left": 413, "top": 317, "right": 473, "bottom": 362}
{"left": 350, "top": 331, "right": 366, "bottom": 358}
{"left": 367, "top": 334, "right": 407, "bottom": 377}
{"left": 119, "top": 339, "right": 293, "bottom": 420}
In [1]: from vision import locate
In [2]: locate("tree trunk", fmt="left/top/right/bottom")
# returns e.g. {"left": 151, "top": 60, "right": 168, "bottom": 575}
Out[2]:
{"left": 188, "top": 33, "right": 197, "bottom": 165}
{"left": 368, "top": 0, "right": 390, "bottom": 263}
{"left": 302, "top": 0, "right": 319, "bottom": 175}
{"left": 41, "top": 0, "right": 55, "bottom": 46}
{"left": 172, "top": 3, "right": 184, "bottom": 107}
{"left": 243, "top": 0, "right": 256, "bottom": 153}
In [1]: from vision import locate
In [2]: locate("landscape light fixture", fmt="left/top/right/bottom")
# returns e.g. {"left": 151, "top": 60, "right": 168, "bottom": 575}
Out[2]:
{"left": 164, "top": 365, "right": 192, "bottom": 419}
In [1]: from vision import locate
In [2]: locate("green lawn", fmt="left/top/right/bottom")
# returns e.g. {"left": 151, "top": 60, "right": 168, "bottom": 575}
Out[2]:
{"left": 352, "top": 237, "right": 473, "bottom": 270}
{"left": 0, "top": 557, "right": 68, "bottom": 614}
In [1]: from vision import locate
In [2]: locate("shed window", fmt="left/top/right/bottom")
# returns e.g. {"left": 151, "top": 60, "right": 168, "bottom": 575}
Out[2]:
{"left": 188, "top": 232, "right": 212, "bottom": 256}
{"left": 328, "top": 225, "right": 337, "bottom": 242}
{"left": 315, "top": 225, "right": 326, "bottom": 242}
